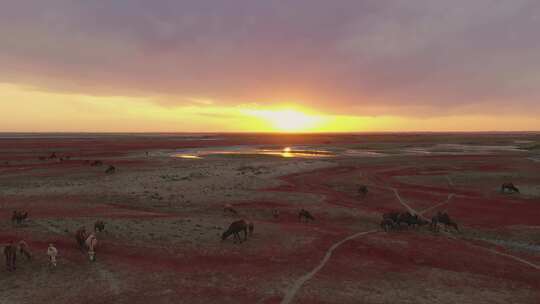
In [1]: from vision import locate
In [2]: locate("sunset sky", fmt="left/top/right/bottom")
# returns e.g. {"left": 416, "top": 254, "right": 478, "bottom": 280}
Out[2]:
{"left": 2, "top": 1, "right": 540, "bottom": 132}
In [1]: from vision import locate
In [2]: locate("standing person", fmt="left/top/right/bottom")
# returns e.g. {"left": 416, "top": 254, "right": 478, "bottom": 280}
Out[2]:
{"left": 4, "top": 241, "right": 17, "bottom": 271}
{"left": 47, "top": 244, "right": 58, "bottom": 268}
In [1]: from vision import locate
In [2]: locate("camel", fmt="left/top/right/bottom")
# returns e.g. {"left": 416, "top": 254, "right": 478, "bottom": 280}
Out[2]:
{"left": 431, "top": 212, "right": 459, "bottom": 232}
{"left": 223, "top": 204, "right": 238, "bottom": 215}
{"left": 18, "top": 241, "right": 32, "bottom": 261}
{"left": 298, "top": 209, "right": 315, "bottom": 222}
{"left": 94, "top": 220, "right": 105, "bottom": 233}
{"left": 272, "top": 209, "right": 280, "bottom": 219}
{"left": 105, "top": 165, "right": 116, "bottom": 174}
{"left": 48, "top": 152, "right": 57, "bottom": 159}
{"left": 47, "top": 244, "right": 58, "bottom": 268}
{"left": 85, "top": 234, "right": 98, "bottom": 262}
{"left": 358, "top": 185, "right": 368, "bottom": 196}
{"left": 4, "top": 241, "right": 17, "bottom": 271}
{"left": 11, "top": 211, "right": 28, "bottom": 225}
{"left": 75, "top": 227, "right": 88, "bottom": 250}
{"left": 222, "top": 220, "right": 252, "bottom": 243}
{"left": 501, "top": 182, "right": 520, "bottom": 194}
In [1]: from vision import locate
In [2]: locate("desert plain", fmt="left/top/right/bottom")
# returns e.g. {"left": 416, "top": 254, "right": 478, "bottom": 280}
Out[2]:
{"left": 1, "top": 133, "right": 540, "bottom": 304}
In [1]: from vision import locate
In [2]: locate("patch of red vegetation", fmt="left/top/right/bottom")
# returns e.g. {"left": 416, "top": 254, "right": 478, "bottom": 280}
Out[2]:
{"left": 320, "top": 233, "right": 540, "bottom": 288}
{"left": 445, "top": 196, "right": 540, "bottom": 228}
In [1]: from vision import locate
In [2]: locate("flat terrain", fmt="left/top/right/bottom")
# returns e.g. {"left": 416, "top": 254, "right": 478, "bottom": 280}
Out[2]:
{"left": 1, "top": 133, "right": 540, "bottom": 304}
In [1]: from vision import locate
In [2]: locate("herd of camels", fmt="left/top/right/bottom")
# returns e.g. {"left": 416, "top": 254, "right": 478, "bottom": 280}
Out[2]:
{"left": 4, "top": 175, "right": 521, "bottom": 271}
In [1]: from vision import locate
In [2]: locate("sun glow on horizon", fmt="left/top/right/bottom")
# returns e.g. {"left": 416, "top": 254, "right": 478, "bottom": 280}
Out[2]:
{"left": 2, "top": 83, "right": 539, "bottom": 132}
{"left": 241, "top": 108, "right": 325, "bottom": 132}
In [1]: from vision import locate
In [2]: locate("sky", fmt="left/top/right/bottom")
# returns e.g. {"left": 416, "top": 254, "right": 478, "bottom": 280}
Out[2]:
{"left": 1, "top": 0, "right": 540, "bottom": 132}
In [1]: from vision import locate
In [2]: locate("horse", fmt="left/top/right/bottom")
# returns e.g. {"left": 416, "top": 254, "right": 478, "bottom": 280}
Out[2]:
{"left": 75, "top": 227, "right": 88, "bottom": 250}
{"left": 223, "top": 204, "right": 238, "bottom": 215}
{"left": 380, "top": 218, "right": 396, "bottom": 232}
{"left": 382, "top": 211, "right": 400, "bottom": 224}
{"left": 85, "top": 234, "right": 98, "bottom": 262}
{"left": 90, "top": 160, "right": 103, "bottom": 167}
{"left": 105, "top": 165, "right": 116, "bottom": 174}
{"left": 94, "top": 220, "right": 105, "bottom": 233}
{"left": 18, "top": 240, "right": 32, "bottom": 261}
{"left": 358, "top": 185, "right": 368, "bottom": 196}
{"left": 47, "top": 244, "right": 58, "bottom": 268}
{"left": 299, "top": 209, "right": 315, "bottom": 222}
{"left": 431, "top": 212, "right": 459, "bottom": 232}
{"left": 397, "top": 212, "right": 426, "bottom": 229}
{"left": 221, "top": 220, "right": 251, "bottom": 243}
{"left": 11, "top": 211, "right": 28, "bottom": 225}
{"left": 501, "top": 182, "right": 519, "bottom": 194}
{"left": 4, "top": 241, "right": 17, "bottom": 271}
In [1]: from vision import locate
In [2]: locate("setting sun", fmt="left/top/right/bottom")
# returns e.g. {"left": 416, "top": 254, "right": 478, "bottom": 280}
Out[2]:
{"left": 242, "top": 108, "right": 324, "bottom": 132}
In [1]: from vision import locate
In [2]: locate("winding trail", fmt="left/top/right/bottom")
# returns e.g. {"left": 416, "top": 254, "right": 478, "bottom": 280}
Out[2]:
{"left": 280, "top": 230, "right": 378, "bottom": 304}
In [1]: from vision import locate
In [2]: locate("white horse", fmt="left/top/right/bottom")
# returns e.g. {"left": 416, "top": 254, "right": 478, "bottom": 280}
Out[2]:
{"left": 47, "top": 244, "right": 58, "bottom": 268}
{"left": 85, "top": 234, "right": 98, "bottom": 262}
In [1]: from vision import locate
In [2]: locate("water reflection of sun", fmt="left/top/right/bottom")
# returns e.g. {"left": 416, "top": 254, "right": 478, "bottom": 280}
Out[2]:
{"left": 282, "top": 147, "right": 293, "bottom": 157}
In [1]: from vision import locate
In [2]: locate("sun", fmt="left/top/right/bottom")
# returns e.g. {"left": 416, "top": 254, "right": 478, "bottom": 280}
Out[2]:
{"left": 242, "top": 108, "right": 323, "bottom": 132}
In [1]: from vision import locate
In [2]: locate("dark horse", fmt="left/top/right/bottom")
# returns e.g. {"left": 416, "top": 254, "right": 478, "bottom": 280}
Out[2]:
{"left": 298, "top": 209, "right": 315, "bottom": 222}
{"left": 75, "top": 227, "right": 88, "bottom": 249}
{"left": 4, "top": 241, "right": 17, "bottom": 271}
{"left": 11, "top": 211, "right": 28, "bottom": 225}
{"left": 358, "top": 185, "right": 368, "bottom": 196}
{"left": 221, "top": 220, "right": 252, "bottom": 243}
{"left": 398, "top": 212, "right": 429, "bottom": 229}
{"left": 94, "top": 220, "right": 106, "bottom": 233}
{"left": 105, "top": 165, "right": 116, "bottom": 174}
{"left": 380, "top": 218, "right": 397, "bottom": 232}
{"left": 431, "top": 212, "right": 459, "bottom": 232}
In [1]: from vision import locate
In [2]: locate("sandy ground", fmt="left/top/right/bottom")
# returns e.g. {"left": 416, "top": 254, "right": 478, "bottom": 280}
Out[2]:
{"left": 1, "top": 133, "right": 539, "bottom": 304}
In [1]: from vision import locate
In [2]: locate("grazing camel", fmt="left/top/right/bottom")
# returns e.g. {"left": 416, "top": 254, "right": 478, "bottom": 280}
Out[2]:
{"left": 75, "top": 227, "right": 88, "bottom": 249}
{"left": 431, "top": 212, "right": 459, "bottom": 232}
{"left": 221, "top": 220, "right": 251, "bottom": 243}
{"left": 4, "top": 241, "right": 17, "bottom": 271}
{"left": 47, "top": 244, "right": 58, "bottom": 268}
{"left": 18, "top": 241, "right": 32, "bottom": 261}
{"left": 298, "top": 209, "right": 315, "bottom": 222}
{"left": 94, "top": 220, "right": 106, "bottom": 233}
{"left": 223, "top": 204, "right": 238, "bottom": 215}
{"left": 105, "top": 165, "right": 116, "bottom": 174}
{"left": 49, "top": 152, "right": 57, "bottom": 159}
{"left": 358, "top": 185, "right": 368, "bottom": 196}
{"left": 85, "top": 234, "right": 98, "bottom": 262}
{"left": 272, "top": 209, "right": 280, "bottom": 219}
{"left": 501, "top": 182, "right": 520, "bottom": 194}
